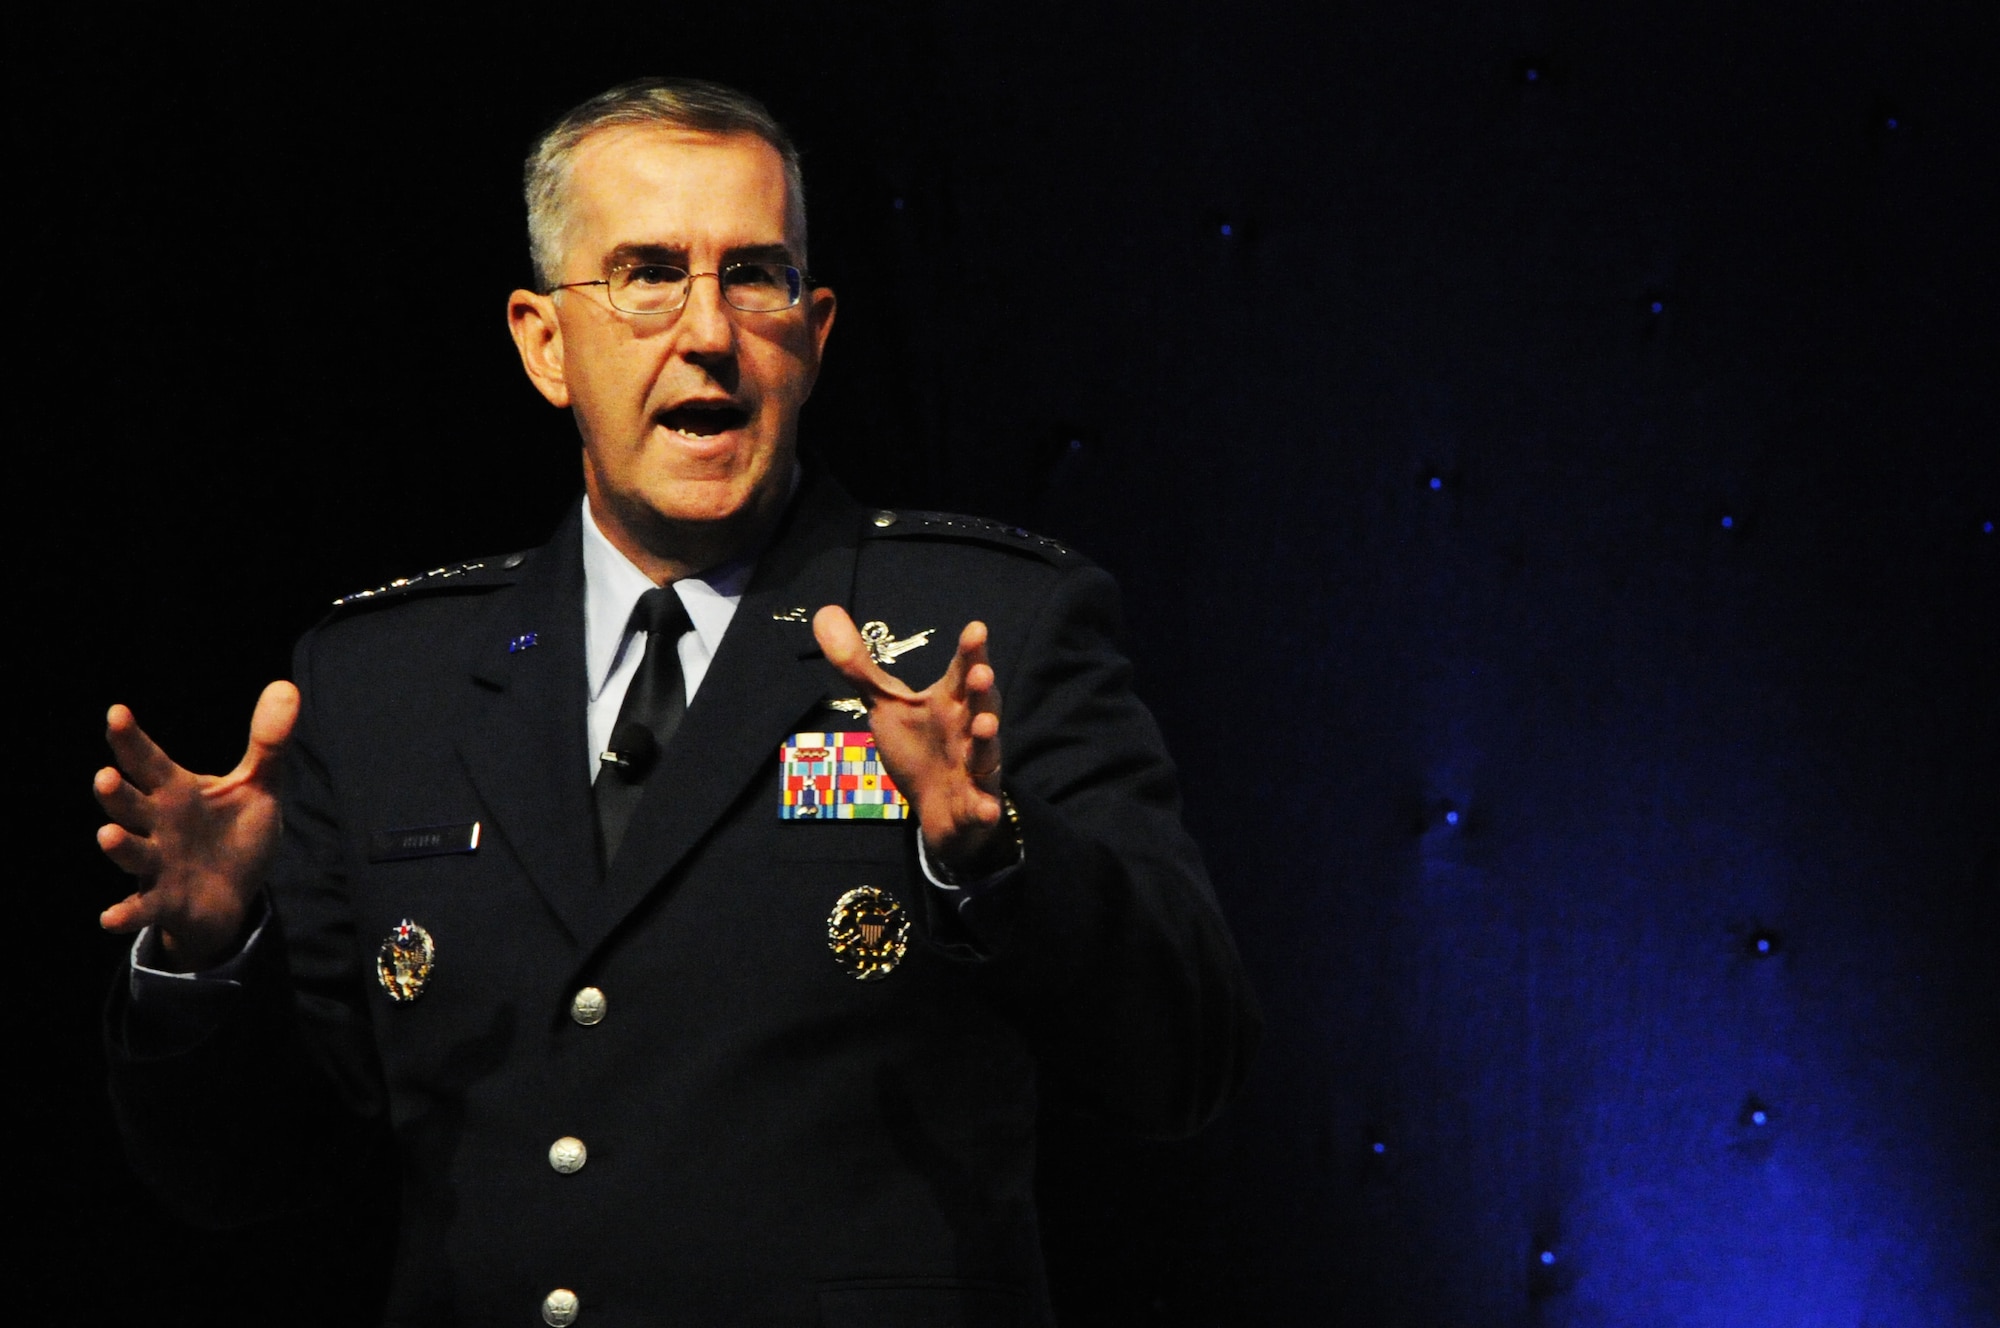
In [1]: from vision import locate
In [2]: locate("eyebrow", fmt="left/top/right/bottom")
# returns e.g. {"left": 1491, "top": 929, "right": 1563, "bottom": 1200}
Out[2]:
{"left": 604, "top": 241, "right": 798, "bottom": 268}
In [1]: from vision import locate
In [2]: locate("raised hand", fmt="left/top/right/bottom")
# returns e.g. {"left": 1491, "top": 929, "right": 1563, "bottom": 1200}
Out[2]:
{"left": 813, "top": 607, "right": 1009, "bottom": 878}
{"left": 94, "top": 681, "right": 299, "bottom": 970}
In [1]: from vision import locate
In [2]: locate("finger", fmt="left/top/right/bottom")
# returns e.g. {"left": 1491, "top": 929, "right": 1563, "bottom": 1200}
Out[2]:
{"left": 966, "top": 661, "right": 1001, "bottom": 736}
{"left": 233, "top": 681, "right": 300, "bottom": 784}
{"left": 959, "top": 623, "right": 1002, "bottom": 781}
{"left": 939, "top": 620, "right": 990, "bottom": 695}
{"left": 813, "top": 606, "right": 908, "bottom": 698}
{"left": 97, "top": 822, "right": 163, "bottom": 877}
{"left": 93, "top": 767, "right": 155, "bottom": 834}
{"left": 963, "top": 660, "right": 999, "bottom": 711}
{"left": 100, "top": 889, "right": 158, "bottom": 934}
{"left": 967, "top": 711, "right": 1002, "bottom": 785}
{"left": 104, "top": 704, "right": 181, "bottom": 795}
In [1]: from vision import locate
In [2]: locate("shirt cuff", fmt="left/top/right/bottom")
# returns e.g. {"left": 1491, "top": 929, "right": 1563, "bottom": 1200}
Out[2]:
{"left": 917, "top": 818, "right": 1024, "bottom": 906}
{"left": 126, "top": 901, "right": 270, "bottom": 1050}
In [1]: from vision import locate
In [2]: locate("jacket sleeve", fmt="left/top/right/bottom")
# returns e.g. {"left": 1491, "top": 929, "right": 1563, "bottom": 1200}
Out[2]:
{"left": 948, "top": 560, "right": 1261, "bottom": 1139}
{"left": 102, "top": 632, "right": 389, "bottom": 1228}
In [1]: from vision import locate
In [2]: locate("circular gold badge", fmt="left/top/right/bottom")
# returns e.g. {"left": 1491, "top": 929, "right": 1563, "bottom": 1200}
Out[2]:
{"left": 376, "top": 918, "right": 436, "bottom": 1002}
{"left": 827, "top": 886, "right": 909, "bottom": 981}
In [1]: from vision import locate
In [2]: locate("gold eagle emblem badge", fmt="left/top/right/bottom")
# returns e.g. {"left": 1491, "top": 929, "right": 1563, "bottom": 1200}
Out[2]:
{"left": 826, "top": 886, "right": 910, "bottom": 980}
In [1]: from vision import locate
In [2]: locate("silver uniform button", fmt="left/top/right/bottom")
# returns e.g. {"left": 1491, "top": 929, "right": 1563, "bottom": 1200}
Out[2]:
{"left": 548, "top": 1137, "right": 587, "bottom": 1174}
{"left": 570, "top": 987, "right": 607, "bottom": 1025}
{"left": 542, "top": 1288, "right": 580, "bottom": 1325}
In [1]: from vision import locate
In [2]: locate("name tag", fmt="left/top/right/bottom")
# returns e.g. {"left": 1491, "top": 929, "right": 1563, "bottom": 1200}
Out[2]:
{"left": 780, "top": 732, "right": 908, "bottom": 820}
{"left": 370, "top": 822, "right": 482, "bottom": 862}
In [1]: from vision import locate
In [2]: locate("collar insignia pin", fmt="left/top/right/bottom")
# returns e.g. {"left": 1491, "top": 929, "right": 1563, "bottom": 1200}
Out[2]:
{"left": 860, "top": 621, "right": 935, "bottom": 666}
{"left": 508, "top": 632, "right": 539, "bottom": 653}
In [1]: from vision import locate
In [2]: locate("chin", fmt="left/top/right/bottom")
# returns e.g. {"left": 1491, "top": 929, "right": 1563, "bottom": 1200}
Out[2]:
{"left": 623, "top": 470, "right": 789, "bottom": 547}
{"left": 655, "top": 474, "right": 767, "bottom": 525}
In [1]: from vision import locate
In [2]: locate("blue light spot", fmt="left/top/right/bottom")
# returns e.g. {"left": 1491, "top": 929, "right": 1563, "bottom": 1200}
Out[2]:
{"left": 1068, "top": 438, "right": 1082, "bottom": 452}
{"left": 1751, "top": 1110, "right": 1768, "bottom": 1126}
{"left": 1886, "top": 118, "right": 1899, "bottom": 130}
{"left": 1721, "top": 515, "right": 1734, "bottom": 529}
{"left": 1650, "top": 301, "right": 1664, "bottom": 314}
{"left": 1756, "top": 938, "right": 1771, "bottom": 954}
{"left": 1372, "top": 1141, "right": 1386, "bottom": 1154}
{"left": 1220, "top": 223, "right": 1233, "bottom": 237}
{"left": 1983, "top": 520, "right": 1993, "bottom": 534}
{"left": 892, "top": 197, "right": 905, "bottom": 211}
{"left": 1526, "top": 68, "right": 1540, "bottom": 82}
{"left": 1540, "top": 1251, "right": 1556, "bottom": 1266}
{"left": 1429, "top": 476, "right": 1443, "bottom": 491}
{"left": 1444, "top": 810, "right": 1460, "bottom": 826}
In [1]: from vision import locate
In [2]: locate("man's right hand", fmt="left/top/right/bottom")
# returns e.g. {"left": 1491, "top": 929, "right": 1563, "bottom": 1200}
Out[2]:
{"left": 95, "top": 681, "right": 299, "bottom": 972}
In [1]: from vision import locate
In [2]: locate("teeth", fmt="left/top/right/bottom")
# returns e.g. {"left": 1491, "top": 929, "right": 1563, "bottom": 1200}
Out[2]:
{"left": 662, "top": 404, "right": 745, "bottom": 440}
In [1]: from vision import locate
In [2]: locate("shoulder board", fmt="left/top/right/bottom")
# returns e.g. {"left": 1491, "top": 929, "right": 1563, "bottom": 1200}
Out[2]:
{"left": 860, "top": 509, "right": 1079, "bottom": 564}
{"left": 330, "top": 551, "right": 530, "bottom": 610}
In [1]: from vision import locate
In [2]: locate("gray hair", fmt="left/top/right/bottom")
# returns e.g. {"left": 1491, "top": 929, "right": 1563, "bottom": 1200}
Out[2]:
{"left": 525, "top": 78, "right": 808, "bottom": 290}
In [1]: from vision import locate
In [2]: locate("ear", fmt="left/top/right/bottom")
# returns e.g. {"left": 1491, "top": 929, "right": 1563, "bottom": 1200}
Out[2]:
{"left": 801, "top": 283, "right": 837, "bottom": 392}
{"left": 508, "top": 289, "right": 570, "bottom": 408}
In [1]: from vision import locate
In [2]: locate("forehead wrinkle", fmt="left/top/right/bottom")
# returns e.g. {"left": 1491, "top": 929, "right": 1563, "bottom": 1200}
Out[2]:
{"left": 559, "top": 127, "right": 809, "bottom": 279}
{"left": 602, "top": 240, "right": 797, "bottom": 267}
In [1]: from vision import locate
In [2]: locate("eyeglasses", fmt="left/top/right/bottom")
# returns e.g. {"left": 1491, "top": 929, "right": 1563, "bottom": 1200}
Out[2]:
{"left": 548, "top": 261, "right": 811, "bottom": 315}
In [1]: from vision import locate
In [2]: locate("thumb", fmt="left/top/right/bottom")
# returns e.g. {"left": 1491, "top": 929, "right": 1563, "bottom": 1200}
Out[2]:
{"left": 813, "top": 606, "right": 899, "bottom": 696}
{"left": 238, "top": 680, "right": 300, "bottom": 783}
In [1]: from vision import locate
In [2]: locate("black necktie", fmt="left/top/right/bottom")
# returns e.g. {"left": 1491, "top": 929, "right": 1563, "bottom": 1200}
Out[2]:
{"left": 594, "top": 586, "right": 694, "bottom": 866}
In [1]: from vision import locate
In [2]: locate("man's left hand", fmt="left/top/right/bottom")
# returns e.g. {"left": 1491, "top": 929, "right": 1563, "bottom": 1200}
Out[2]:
{"left": 813, "top": 607, "right": 1008, "bottom": 878}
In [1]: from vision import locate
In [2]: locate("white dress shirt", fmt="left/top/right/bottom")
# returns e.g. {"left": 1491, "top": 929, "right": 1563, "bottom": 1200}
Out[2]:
{"left": 581, "top": 495, "right": 750, "bottom": 782}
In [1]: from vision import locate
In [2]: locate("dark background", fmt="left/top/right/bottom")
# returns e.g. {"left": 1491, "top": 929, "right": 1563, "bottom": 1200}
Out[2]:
{"left": 23, "top": 2, "right": 1996, "bottom": 1324}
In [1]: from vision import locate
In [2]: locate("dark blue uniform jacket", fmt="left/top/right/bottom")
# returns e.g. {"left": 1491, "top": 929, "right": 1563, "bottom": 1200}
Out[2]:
{"left": 109, "top": 473, "right": 1258, "bottom": 1327}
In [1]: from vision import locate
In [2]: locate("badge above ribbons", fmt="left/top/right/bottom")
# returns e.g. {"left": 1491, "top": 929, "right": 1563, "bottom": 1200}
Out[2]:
{"left": 780, "top": 731, "right": 908, "bottom": 820}
{"left": 377, "top": 919, "right": 435, "bottom": 1002}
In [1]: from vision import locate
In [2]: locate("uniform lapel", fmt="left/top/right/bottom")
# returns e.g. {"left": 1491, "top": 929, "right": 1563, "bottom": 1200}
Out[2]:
{"left": 580, "top": 475, "right": 864, "bottom": 953}
{"left": 456, "top": 506, "right": 601, "bottom": 940}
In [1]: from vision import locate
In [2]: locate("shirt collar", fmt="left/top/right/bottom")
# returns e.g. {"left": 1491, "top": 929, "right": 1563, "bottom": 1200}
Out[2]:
{"left": 580, "top": 497, "right": 755, "bottom": 702}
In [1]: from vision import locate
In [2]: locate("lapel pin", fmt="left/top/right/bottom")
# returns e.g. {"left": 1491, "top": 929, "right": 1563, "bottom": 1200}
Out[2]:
{"left": 860, "top": 621, "right": 935, "bottom": 666}
{"left": 827, "top": 886, "right": 909, "bottom": 980}
{"left": 377, "top": 919, "right": 436, "bottom": 1002}
{"left": 508, "top": 632, "right": 540, "bottom": 653}
{"left": 827, "top": 697, "right": 869, "bottom": 719}
{"left": 772, "top": 606, "right": 811, "bottom": 622}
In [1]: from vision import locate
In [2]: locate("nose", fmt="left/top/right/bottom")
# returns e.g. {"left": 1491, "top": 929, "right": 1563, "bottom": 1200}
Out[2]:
{"left": 672, "top": 271, "right": 737, "bottom": 361}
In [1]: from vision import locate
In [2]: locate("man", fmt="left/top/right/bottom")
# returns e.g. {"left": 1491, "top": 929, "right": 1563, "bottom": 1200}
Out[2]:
{"left": 97, "top": 79, "right": 1257, "bottom": 1326}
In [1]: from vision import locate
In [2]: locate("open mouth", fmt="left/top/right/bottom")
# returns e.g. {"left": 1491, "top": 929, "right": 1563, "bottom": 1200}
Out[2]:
{"left": 658, "top": 402, "right": 751, "bottom": 438}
